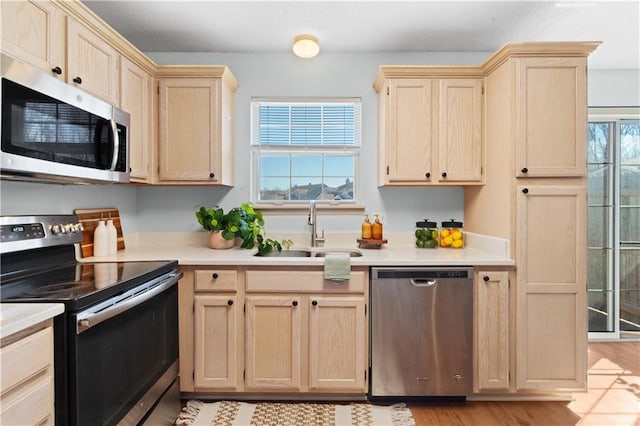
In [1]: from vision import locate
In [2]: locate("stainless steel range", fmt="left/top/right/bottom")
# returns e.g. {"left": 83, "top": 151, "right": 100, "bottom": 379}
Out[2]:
{"left": 0, "top": 215, "right": 182, "bottom": 425}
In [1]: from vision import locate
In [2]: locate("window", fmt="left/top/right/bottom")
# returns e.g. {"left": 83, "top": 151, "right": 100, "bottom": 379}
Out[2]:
{"left": 587, "top": 108, "right": 640, "bottom": 339}
{"left": 250, "top": 98, "right": 361, "bottom": 205}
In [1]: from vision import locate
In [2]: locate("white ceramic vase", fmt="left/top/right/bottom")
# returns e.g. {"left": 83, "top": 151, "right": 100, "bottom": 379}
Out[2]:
{"left": 209, "top": 231, "right": 235, "bottom": 249}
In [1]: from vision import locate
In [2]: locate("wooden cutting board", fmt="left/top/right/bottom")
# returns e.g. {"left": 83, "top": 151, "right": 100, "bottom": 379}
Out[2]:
{"left": 74, "top": 208, "right": 125, "bottom": 257}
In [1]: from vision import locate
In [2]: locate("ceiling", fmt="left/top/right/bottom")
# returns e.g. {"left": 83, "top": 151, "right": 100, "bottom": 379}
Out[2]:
{"left": 83, "top": 0, "right": 640, "bottom": 69}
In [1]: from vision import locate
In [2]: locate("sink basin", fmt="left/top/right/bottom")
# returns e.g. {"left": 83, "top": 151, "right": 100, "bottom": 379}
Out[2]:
{"left": 254, "top": 250, "right": 312, "bottom": 257}
{"left": 314, "top": 250, "right": 363, "bottom": 258}
{"left": 253, "top": 249, "right": 363, "bottom": 258}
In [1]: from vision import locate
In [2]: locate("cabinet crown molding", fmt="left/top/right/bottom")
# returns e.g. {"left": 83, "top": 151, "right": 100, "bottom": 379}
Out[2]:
{"left": 155, "top": 65, "right": 239, "bottom": 91}
{"left": 373, "top": 41, "right": 601, "bottom": 92}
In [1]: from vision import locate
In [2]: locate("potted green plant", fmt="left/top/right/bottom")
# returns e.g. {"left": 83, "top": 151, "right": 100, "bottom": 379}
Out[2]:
{"left": 196, "top": 203, "right": 291, "bottom": 254}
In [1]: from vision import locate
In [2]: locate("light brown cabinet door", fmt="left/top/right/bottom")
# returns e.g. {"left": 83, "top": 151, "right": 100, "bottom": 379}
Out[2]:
{"left": 515, "top": 185, "right": 587, "bottom": 391}
{"left": 120, "top": 57, "right": 151, "bottom": 181}
{"left": 245, "top": 296, "right": 303, "bottom": 391}
{"left": 157, "top": 78, "right": 220, "bottom": 182}
{"left": 66, "top": 18, "right": 119, "bottom": 104}
{"left": 438, "top": 79, "right": 483, "bottom": 182}
{"left": 0, "top": 0, "right": 65, "bottom": 80}
{"left": 308, "top": 296, "right": 366, "bottom": 392}
{"left": 475, "top": 270, "right": 510, "bottom": 392}
{"left": 384, "top": 79, "right": 435, "bottom": 184}
{"left": 514, "top": 57, "right": 587, "bottom": 177}
{"left": 194, "top": 295, "right": 241, "bottom": 390}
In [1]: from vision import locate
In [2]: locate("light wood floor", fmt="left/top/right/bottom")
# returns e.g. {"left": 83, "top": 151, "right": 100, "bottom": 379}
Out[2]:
{"left": 408, "top": 341, "right": 640, "bottom": 426}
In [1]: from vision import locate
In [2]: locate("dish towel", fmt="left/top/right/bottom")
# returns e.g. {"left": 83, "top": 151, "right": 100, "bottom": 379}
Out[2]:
{"left": 324, "top": 252, "right": 351, "bottom": 281}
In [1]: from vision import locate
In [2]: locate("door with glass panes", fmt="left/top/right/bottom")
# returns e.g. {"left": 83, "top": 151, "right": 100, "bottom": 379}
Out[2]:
{"left": 587, "top": 112, "right": 640, "bottom": 337}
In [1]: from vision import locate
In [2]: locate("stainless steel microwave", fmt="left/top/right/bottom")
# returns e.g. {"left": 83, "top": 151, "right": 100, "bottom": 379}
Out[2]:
{"left": 1, "top": 54, "right": 130, "bottom": 184}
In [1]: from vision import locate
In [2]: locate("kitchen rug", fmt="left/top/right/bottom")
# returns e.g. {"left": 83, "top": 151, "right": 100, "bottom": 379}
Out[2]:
{"left": 175, "top": 400, "right": 415, "bottom": 426}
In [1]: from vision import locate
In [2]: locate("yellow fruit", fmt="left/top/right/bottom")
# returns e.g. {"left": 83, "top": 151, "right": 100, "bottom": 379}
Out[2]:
{"left": 451, "top": 239, "right": 464, "bottom": 248}
{"left": 441, "top": 236, "right": 453, "bottom": 247}
{"left": 452, "top": 231, "right": 463, "bottom": 241}
{"left": 440, "top": 229, "right": 450, "bottom": 238}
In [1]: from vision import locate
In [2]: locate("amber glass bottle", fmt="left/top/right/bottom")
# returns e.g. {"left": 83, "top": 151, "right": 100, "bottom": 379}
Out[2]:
{"left": 372, "top": 214, "right": 383, "bottom": 240}
{"left": 361, "top": 214, "right": 372, "bottom": 239}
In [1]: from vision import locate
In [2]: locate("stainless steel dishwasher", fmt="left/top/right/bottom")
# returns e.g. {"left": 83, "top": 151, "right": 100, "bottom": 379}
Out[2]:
{"left": 370, "top": 267, "right": 473, "bottom": 398}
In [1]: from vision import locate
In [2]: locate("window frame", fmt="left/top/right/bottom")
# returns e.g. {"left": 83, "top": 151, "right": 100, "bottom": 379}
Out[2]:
{"left": 249, "top": 97, "right": 363, "bottom": 212}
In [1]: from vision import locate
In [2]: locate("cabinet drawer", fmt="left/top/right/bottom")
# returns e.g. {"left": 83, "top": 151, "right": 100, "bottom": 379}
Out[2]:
{"left": 1, "top": 326, "right": 52, "bottom": 394}
{"left": 0, "top": 374, "right": 52, "bottom": 425}
{"left": 195, "top": 269, "right": 238, "bottom": 292}
{"left": 246, "top": 270, "right": 365, "bottom": 293}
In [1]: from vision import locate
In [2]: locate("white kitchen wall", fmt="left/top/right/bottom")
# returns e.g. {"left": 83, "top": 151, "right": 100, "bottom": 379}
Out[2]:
{"left": 1, "top": 52, "right": 637, "bottom": 235}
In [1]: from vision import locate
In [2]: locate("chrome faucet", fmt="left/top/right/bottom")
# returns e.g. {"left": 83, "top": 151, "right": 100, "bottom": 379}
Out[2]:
{"left": 308, "top": 200, "right": 325, "bottom": 247}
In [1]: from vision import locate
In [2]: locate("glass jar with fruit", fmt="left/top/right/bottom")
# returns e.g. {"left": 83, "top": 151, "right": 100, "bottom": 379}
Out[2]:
{"left": 440, "top": 219, "right": 464, "bottom": 248}
{"left": 415, "top": 219, "right": 438, "bottom": 249}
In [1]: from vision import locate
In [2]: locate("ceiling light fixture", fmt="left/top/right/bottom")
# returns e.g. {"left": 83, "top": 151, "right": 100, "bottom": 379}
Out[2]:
{"left": 292, "top": 35, "right": 320, "bottom": 59}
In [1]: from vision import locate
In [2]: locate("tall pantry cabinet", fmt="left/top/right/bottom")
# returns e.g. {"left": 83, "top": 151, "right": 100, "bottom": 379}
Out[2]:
{"left": 465, "top": 42, "right": 599, "bottom": 392}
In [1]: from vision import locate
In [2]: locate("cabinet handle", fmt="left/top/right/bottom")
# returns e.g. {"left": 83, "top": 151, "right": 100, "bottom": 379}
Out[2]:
{"left": 483, "top": 275, "right": 490, "bottom": 282}
{"left": 425, "top": 172, "right": 431, "bottom": 178}
{"left": 212, "top": 273, "right": 219, "bottom": 279}
{"left": 209, "top": 172, "right": 215, "bottom": 178}
{"left": 73, "top": 76, "right": 82, "bottom": 84}
{"left": 51, "top": 66, "right": 62, "bottom": 75}
{"left": 312, "top": 300, "right": 318, "bottom": 306}
{"left": 522, "top": 188, "right": 529, "bottom": 194}
{"left": 292, "top": 300, "right": 298, "bottom": 307}
{"left": 521, "top": 167, "right": 528, "bottom": 174}
{"left": 441, "top": 172, "right": 447, "bottom": 178}
{"left": 227, "top": 300, "right": 233, "bottom": 306}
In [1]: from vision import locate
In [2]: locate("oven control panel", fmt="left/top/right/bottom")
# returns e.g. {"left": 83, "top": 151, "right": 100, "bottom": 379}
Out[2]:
{"left": 1, "top": 223, "right": 45, "bottom": 242}
{"left": 0, "top": 215, "right": 84, "bottom": 253}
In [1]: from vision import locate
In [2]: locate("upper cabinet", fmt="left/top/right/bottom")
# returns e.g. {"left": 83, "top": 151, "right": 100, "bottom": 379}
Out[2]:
{"left": 374, "top": 68, "right": 483, "bottom": 186}
{"left": 121, "top": 57, "right": 153, "bottom": 182}
{"left": 155, "top": 66, "right": 238, "bottom": 186}
{"left": 0, "top": 0, "right": 65, "bottom": 80}
{"left": 514, "top": 57, "right": 587, "bottom": 177}
{"left": 66, "top": 18, "right": 120, "bottom": 105}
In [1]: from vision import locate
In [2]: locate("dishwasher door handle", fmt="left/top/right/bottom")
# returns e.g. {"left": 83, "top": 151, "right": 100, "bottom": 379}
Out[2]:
{"left": 410, "top": 278, "right": 437, "bottom": 287}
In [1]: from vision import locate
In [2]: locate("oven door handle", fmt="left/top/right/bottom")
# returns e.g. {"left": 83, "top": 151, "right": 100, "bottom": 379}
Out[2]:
{"left": 109, "top": 118, "right": 120, "bottom": 171}
{"left": 76, "top": 271, "right": 182, "bottom": 334}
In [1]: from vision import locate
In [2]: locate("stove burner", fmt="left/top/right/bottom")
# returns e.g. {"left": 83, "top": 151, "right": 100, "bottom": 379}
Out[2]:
{"left": 28, "top": 281, "right": 95, "bottom": 296}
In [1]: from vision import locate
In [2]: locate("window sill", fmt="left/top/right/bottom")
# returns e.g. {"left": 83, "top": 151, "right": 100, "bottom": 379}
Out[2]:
{"left": 253, "top": 202, "right": 365, "bottom": 215}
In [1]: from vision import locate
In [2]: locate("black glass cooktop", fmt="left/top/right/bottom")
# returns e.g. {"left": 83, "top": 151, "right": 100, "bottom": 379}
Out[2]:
{"left": 0, "top": 259, "right": 178, "bottom": 310}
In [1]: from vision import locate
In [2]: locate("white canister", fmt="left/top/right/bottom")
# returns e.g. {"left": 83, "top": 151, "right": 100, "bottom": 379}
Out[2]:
{"left": 106, "top": 219, "right": 117, "bottom": 254}
{"left": 93, "top": 220, "right": 109, "bottom": 257}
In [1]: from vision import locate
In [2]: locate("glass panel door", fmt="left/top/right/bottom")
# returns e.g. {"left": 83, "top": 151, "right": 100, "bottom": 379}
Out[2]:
{"left": 587, "top": 113, "right": 640, "bottom": 339}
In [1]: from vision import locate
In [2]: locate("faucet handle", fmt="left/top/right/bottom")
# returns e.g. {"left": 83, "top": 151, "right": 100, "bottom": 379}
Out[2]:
{"left": 316, "top": 230, "right": 325, "bottom": 246}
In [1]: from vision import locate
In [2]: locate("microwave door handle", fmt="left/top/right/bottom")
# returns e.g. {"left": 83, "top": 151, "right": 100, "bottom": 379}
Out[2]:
{"left": 109, "top": 118, "right": 119, "bottom": 170}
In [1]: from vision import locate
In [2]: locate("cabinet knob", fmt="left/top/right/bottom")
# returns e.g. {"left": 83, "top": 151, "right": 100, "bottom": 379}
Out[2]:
{"left": 483, "top": 275, "right": 490, "bottom": 282}
{"left": 212, "top": 273, "right": 219, "bottom": 279}
{"left": 209, "top": 172, "right": 215, "bottom": 178}
{"left": 292, "top": 300, "right": 298, "bottom": 307}
{"left": 73, "top": 76, "right": 82, "bottom": 84}
{"left": 227, "top": 300, "right": 233, "bottom": 306}
{"left": 522, "top": 188, "right": 529, "bottom": 194}
{"left": 51, "top": 66, "right": 62, "bottom": 75}
{"left": 441, "top": 172, "right": 447, "bottom": 178}
{"left": 312, "top": 300, "right": 318, "bottom": 306}
{"left": 521, "top": 167, "right": 528, "bottom": 174}
{"left": 425, "top": 172, "right": 431, "bottom": 178}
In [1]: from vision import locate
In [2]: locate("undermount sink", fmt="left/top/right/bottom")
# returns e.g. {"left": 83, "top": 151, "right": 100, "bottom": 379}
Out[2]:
{"left": 253, "top": 249, "right": 363, "bottom": 258}
{"left": 254, "top": 250, "right": 312, "bottom": 257}
{"left": 313, "top": 250, "right": 363, "bottom": 258}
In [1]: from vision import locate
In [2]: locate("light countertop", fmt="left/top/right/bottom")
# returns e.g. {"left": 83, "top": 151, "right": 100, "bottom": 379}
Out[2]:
{"left": 80, "top": 231, "right": 515, "bottom": 267}
{"left": 0, "top": 304, "right": 64, "bottom": 340}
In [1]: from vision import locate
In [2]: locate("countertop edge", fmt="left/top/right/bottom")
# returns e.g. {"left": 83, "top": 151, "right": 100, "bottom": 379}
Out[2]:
{"left": 0, "top": 303, "right": 65, "bottom": 340}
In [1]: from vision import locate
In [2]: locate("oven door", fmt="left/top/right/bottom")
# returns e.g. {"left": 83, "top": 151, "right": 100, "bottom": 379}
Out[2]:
{"left": 68, "top": 272, "right": 180, "bottom": 426}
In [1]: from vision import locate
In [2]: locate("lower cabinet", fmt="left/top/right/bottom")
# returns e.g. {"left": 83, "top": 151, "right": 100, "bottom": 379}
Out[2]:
{"left": 181, "top": 266, "right": 368, "bottom": 395}
{"left": 0, "top": 322, "right": 55, "bottom": 425}
{"left": 474, "top": 269, "right": 510, "bottom": 392}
